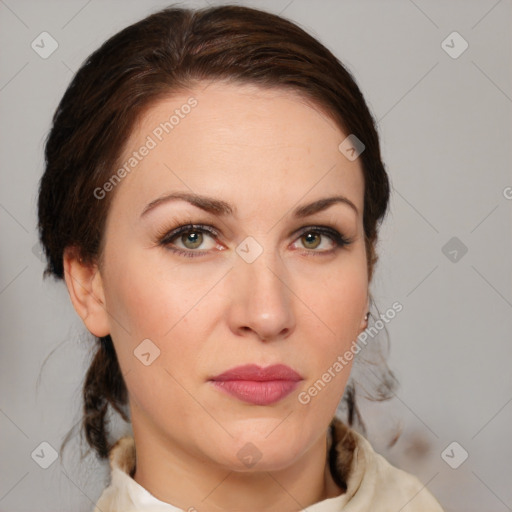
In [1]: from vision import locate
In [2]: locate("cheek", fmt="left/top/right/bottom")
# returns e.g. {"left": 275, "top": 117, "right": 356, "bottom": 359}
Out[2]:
{"left": 307, "top": 280, "right": 366, "bottom": 374}
{"left": 101, "top": 254, "right": 214, "bottom": 422}
{"left": 293, "top": 251, "right": 368, "bottom": 403}
{"left": 101, "top": 249, "right": 226, "bottom": 383}
{"left": 294, "top": 248, "right": 368, "bottom": 339}
{"left": 103, "top": 247, "right": 223, "bottom": 338}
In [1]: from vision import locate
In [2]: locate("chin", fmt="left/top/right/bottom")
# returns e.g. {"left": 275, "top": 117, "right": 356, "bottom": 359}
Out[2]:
{"left": 208, "top": 419, "right": 309, "bottom": 472}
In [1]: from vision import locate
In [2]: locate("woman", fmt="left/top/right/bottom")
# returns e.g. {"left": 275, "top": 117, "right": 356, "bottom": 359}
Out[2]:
{"left": 37, "top": 4, "right": 444, "bottom": 511}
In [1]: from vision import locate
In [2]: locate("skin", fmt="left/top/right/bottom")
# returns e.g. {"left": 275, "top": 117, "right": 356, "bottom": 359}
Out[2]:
{"left": 64, "top": 81, "right": 369, "bottom": 512}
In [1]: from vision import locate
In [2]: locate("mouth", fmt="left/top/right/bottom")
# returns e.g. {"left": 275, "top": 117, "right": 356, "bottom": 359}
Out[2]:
{"left": 209, "top": 364, "right": 303, "bottom": 406}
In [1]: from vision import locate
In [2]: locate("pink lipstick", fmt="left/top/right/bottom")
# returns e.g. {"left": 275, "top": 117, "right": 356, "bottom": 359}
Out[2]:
{"left": 210, "top": 364, "right": 303, "bottom": 405}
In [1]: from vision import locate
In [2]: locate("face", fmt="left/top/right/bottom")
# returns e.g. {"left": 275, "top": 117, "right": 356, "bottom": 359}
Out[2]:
{"left": 91, "top": 81, "right": 368, "bottom": 471}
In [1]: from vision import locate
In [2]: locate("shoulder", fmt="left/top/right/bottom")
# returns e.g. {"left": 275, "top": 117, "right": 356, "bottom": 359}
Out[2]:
{"left": 330, "top": 417, "right": 444, "bottom": 511}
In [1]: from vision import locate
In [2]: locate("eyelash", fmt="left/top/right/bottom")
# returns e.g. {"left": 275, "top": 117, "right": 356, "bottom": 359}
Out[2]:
{"left": 156, "top": 223, "right": 353, "bottom": 259}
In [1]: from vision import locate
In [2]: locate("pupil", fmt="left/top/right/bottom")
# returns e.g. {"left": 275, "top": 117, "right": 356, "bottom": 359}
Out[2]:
{"left": 183, "top": 231, "right": 202, "bottom": 248}
{"left": 304, "top": 232, "right": 320, "bottom": 248}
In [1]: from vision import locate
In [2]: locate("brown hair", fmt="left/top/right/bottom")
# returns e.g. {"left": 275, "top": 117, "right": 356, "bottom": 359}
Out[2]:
{"left": 38, "top": 4, "right": 393, "bottom": 459}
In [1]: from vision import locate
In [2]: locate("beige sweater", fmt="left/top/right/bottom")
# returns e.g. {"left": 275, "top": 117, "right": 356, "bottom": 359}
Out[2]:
{"left": 93, "top": 417, "right": 444, "bottom": 511}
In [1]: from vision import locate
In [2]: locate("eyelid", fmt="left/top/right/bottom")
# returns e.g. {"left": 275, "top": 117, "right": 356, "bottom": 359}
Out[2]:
{"left": 291, "top": 225, "right": 353, "bottom": 248}
{"left": 156, "top": 222, "right": 353, "bottom": 257}
{"left": 154, "top": 222, "right": 220, "bottom": 247}
{"left": 159, "top": 223, "right": 218, "bottom": 240}
{"left": 156, "top": 223, "right": 224, "bottom": 259}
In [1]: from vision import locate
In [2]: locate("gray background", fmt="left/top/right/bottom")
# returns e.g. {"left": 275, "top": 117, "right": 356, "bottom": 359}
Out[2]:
{"left": 1, "top": 0, "right": 511, "bottom": 511}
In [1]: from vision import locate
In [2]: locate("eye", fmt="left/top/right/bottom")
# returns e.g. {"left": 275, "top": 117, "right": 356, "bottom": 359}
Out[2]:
{"left": 158, "top": 224, "right": 221, "bottom": 258}
{"left": 157, "top": 223, "right": 352, "bottom": 259}
{"left": 176, "top": 230, "right": 210, "bottom": 250}
{"left": 300, "top": 232, "right": 324, "bottom": 250}
{"left": 291, "top": 226, "right": 352, "bottom": 254}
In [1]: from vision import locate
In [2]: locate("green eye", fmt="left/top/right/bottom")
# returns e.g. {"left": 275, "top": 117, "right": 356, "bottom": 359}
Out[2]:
{"left": 181, "top": 231, "right": 204, "bottom": 249}
{"left": 301, "top": 232, "right": 321, "bottom": 249}
{"left": 292, "top": 226, "right": 353, "bottom": 255}
{"left": 158, "top": 224, "right": 219, "bottom": 258}
{"left": 158, "top": 223, "right": 352, "bottom": 259}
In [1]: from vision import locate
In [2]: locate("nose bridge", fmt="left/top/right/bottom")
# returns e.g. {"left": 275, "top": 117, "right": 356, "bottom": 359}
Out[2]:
{"left": 229, "top": 235, "right": 295, "bottom": 340}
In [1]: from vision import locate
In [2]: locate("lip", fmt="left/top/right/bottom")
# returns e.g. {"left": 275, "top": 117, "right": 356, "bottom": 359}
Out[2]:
{"left": 209, "top": 364, "right": 303, "bottom": 406}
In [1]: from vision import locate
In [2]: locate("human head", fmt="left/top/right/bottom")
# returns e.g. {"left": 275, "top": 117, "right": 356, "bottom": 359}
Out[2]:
{"left": 37, "top": 5, "right": 391, "bottom": 460}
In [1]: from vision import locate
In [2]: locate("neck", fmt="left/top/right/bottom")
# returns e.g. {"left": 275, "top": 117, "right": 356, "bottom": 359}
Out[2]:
{"left": 131, "top": 412, "right": 343, "bottom": 512}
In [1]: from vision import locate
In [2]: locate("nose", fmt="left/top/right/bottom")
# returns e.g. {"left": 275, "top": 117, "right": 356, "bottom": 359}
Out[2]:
{"left": 226, "top": 244, "right": 296, "bottom": 342}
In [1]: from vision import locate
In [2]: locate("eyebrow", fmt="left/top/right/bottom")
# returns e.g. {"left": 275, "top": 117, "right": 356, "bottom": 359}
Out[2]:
{"left": 140, "top": 192, "right": 358, "bottom": 218}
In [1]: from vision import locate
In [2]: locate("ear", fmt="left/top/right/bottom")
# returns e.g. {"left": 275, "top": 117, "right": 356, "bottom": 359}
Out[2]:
{"left": 63, "top": 247, "right": 110, "bottom": 338}
{"left": 359, "top": 296, "right": 370, "bottom": 332}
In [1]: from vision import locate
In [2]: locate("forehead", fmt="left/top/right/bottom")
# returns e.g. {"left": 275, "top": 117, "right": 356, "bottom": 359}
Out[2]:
{"left": 111, "top": 81, "right": 364, "bottom": 218}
